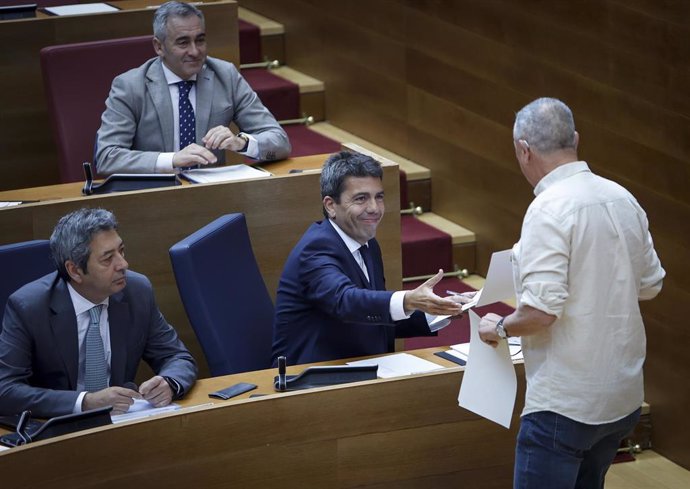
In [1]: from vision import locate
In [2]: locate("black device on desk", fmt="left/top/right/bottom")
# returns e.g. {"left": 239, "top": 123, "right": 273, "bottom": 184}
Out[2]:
{"left": 0, "top": 4, "right": 37, "bottom": 20}
{"left": 0, "top": 406, "right": 113, "bottom": 447}
{"left": 273, "top": 356, "right": 378, "bottom": 392}
{"left": 209, "top": 382, "right": 257, "bottom": 400}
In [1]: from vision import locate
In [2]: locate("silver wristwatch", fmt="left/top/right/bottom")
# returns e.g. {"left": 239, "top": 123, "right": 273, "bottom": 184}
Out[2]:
{"left": 495, "top": 317, "right": 509, "bottom": 339}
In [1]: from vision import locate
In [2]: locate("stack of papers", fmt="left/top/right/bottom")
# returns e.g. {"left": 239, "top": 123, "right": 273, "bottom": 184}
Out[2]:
{"left": 180, "top": 164, "right": 271, "bottom": 184}
{"left": 347, "top": 353, "right": 445, "bottom": 379}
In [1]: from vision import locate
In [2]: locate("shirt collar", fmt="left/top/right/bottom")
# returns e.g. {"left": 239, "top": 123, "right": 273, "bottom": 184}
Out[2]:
{"left": 66, "top": 282, "right": 109, "bottom": 316}
{"left": 160, "top": 61, "right": 198, "bottom": 86}
{"left": 534, "top": 161, "right": 590, "bottom": 196}
{"left": 328, "top": 219, "right": 368, "bottom": 254}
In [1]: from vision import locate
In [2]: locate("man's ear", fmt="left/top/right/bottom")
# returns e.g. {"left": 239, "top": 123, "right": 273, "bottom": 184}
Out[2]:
{"left": 517, "top": 139, "right": 530, "bottom": 158}
{"left": 65, "top": 260, "right": 84, "bottom": 284}
{"left": 573, "top": 131, "right": 580, "bottom": 150}
{"left": 323, "top": 196, "right": 336, "bottom": 219}
{"left": 152, "top": 37, "right": 164, "bottom": 57}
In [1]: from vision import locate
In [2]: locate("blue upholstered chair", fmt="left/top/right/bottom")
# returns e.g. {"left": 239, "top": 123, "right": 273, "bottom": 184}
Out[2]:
{"left": 0, "top": 240, "right": 55, "bottom": 332}
{"left": 169, "top": 214, "right": 274, "bottom": 376}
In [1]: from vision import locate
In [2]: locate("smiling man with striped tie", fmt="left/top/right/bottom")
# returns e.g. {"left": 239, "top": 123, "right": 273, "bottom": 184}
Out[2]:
{"left": 0, "top": 208, "right": 197, "bottom": 418}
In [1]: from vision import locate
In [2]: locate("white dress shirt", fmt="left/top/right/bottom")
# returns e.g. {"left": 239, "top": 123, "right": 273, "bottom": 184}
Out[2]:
{"left": 515, "top": 161, "right": 665, "bottom": 424}
{"left": 66, "top": 283, "right": 111, "bottom": 413}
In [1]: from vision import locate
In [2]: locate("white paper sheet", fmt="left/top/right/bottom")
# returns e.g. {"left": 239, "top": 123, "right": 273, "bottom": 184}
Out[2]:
{"left": 450, "top": 337, "right": 523, "bottom": 361}
{"left": 347, "top": 352, "right": 444, "bottom": 378}
{"left": 110, "top": 399, "right": 180, "bottom": 424}
{"left": 435, "top": 249, "right": 515, "bottom": 328}
{"left": 44, "top": 3, "right": 119, "bottom": 16}
{"left": 474, "top": 249, "right": 515, "bottom": 307}
{"left": 457, "top": 311, "right": 517, "bottom": 428}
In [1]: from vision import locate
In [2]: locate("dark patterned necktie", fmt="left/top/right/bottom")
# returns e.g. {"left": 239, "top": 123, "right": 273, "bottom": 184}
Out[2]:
{"left": 359, "top": 245, "right": 376, "bottom": 289}
{"left": 177, "top": 80, "right": 196, "bottom": 149}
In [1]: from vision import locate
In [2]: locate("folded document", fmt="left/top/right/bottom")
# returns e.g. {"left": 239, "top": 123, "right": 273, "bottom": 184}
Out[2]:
{"left": 180, "top": 164, "right": 271, "bottom": 184}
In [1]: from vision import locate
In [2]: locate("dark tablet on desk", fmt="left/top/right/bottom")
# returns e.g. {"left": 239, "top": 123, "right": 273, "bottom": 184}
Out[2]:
{"left": 0, "top": 4, "right": 37, "bottom": 20}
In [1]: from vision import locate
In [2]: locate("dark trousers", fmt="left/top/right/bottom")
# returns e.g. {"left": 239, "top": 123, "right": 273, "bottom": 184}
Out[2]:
{"left": 514, "top": 408, "right": 641, "bottom": 489}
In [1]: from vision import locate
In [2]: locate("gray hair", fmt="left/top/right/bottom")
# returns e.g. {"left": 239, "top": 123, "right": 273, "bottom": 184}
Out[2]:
{"left": 153, "top": 1, "right": 204, "bottom": 42}
{"left": 50, "top": 208, "right": 118, "bottom": 281}
{"left": 320, "top": 151, "right": 383, "bottom": 218}
{"left": 513, "top": 97, "right": 577, "bottom": 153}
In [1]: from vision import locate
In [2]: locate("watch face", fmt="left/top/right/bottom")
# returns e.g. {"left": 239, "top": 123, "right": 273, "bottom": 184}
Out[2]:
{"left": 496, "top": 321, "right": 507, "bottom": 339}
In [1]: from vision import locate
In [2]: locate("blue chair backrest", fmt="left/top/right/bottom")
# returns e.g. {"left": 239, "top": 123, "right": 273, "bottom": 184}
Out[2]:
{"left": 0, "top": 240, "right": 55, "bottom": 332}
{"left": 169, "top": 214, "right": 274, "bottom": 376}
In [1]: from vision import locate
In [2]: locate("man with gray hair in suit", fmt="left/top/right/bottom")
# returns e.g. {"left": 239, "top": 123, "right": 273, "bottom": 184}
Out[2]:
{"left": 0, "top": 208, "right": 197, "bottom": 418}
{"left": 96, "top": 1, "right": 290, "bottom": 175}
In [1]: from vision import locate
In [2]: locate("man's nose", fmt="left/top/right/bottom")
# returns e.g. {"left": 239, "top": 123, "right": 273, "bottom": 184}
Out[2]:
{"left": 366, "top": 197, "right": 383, "bottom": 213}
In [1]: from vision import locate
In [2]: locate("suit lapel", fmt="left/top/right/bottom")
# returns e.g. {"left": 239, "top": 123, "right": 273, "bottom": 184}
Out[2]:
{"left": 146, "top": 59, "right": 175, "bottom": 151}
{"left": 107, "top": 290, "right": 130, "bottom": 387}
{"left": 49, "top": 278, "right": 79, "bottom": 389}
{"left": 195, "top": 64, "right": 214, "bottom": 141}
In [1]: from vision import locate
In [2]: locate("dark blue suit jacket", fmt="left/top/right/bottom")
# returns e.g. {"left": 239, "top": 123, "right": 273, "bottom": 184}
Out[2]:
{"left": 0, "top": 271, "right": 197, "bottom": 417}
{"left": 272, "top": 220, "right": 431, "bottom": 365}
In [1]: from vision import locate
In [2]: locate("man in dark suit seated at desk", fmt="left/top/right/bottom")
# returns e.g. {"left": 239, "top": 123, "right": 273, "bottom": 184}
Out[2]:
{"left": 0, "top": 208, "right": 197, "bottom": 418}
{"left": 95, "top": 1, "right": 290, "bottom": 175}
{"left": 272, "top": 151, "right": 469, "bottom": 365}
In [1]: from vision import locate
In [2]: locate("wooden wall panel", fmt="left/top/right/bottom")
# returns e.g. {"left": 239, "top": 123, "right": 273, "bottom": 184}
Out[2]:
{"left": 242, "top": 0, "right": 690, "bottom": 470}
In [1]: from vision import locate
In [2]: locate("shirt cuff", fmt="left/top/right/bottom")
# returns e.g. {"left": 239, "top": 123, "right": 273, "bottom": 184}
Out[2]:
{"left": 155, "top": 152, "right": 175, "bottom": 173}
{"left": 163, "top": 376, "right": 183, "bottom": 399}
{"left": 239, "top": 133, "right": 259, "bottom": 159}
{"left": 73, "top": 391, "right": 87, "bottom": 414}
{"left": 390, "top": 291, "right": 411, "bottom": 321}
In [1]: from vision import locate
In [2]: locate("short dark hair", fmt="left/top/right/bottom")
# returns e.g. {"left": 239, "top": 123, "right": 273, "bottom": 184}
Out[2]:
{"left": 513, "top": 97, "right": 577, "bottom": 153}
{"left": 50, "top": 208, "right": 118, "bottom": 281}
{"left": 320, "top": 151, "right": 383, "bottom": 218}
{"left": 153, "top": 1, "right": 204, "bottom": 42}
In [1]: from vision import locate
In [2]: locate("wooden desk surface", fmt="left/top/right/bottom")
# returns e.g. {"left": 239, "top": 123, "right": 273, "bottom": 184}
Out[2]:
{"left": 0, "top": 347, "right": 525, "bottom": 488}
{"left": 0, "top": 154, "right": 326, "bottom": 203}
